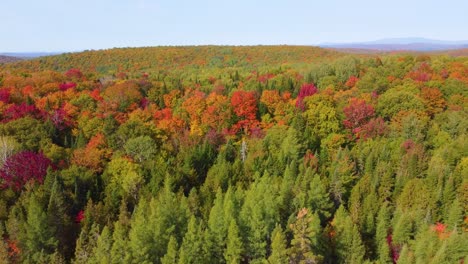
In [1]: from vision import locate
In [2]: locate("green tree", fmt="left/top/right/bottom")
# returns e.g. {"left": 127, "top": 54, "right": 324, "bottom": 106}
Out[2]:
{"left": 375, "top": 203, "right": 391, "bottom": 263}
{"left": 127, "top": 198, "right": 154, "bottom": 263}
{"left": 24, "top": 193, "right": 58, "bottom": 263}
{"left": 0, "top": 223, "right": 10, "bottom": 264}
{"left": 332, "top": 206, "right": 365, "bottom": 264}
{"left": 161, "top": 236, "right": 178, "bottom": 264}
{"left": 268, "top": 224, "right": 288, "bottom": 264}
{"left": 179, "top": 216, "right": 206, "bottom": 264}
{"left": 111, "top": 202, "right": 130, "bottom": 264}
{"left": 224, "top": 220, "right": 243, "bottom": 264}
{"left": 123, "top": 135, "right": 157, "bottom": 162}
{"left": 288, "top": 208, "right": 322, "bottom": 264}
{"left": 89, "top": 226, "right": 112, "bottom": 264}
{"left": 308, "top": 174, "right": 333, "bottom": 223}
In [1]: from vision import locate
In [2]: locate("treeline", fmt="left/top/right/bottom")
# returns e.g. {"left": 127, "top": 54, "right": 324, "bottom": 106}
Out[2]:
{"left": 0, "top": 46, "right": 467, "bottom": 263}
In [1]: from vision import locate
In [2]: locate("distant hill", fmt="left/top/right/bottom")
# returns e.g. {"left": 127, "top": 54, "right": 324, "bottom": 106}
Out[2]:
{"left": 0, "top": 52, "right": 64, "bottom": 58}
{"left": 0, "top": 55, "right": 23, "bottom": 63}
{"left": 6, "top": 46, "right": 343, "bottom": 74}
{"left": 320, "top": 38, "right": 468, "bottom": 51}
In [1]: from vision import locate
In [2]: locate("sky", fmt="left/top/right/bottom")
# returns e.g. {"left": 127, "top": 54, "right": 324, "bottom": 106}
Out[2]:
{"left": 1, "top": 0, "right": 468, "bottom": 52}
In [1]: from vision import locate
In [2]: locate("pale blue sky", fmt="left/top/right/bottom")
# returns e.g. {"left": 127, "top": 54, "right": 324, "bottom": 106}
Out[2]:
{"left": 1, "top": 0, "right": 467, "bottom": 52}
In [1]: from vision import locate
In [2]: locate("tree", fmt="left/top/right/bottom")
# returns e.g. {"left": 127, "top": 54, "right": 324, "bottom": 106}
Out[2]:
{"left": 127, "top": 198, "right": 154, "bottom": 263}
{"left": 179, "top": 216, "right": 206, "bottom": 264}
{"left": 0, "top": 151, "right": 52, "bottom": 191}
{"left": 89, "top": 226, "right": 112, "bottom": 264}
{"left": 295, "top": 83, "right": 318, "bottom": 111}
{"left": 289, "top": 208, "right": 322, "bottom": 264}
{"left": 106, "top": 157, "right": 144, "bottom": 201}
{"left": 206, "top": 190, "right": 227, "bottom": 263}
{"left": 420, "top": 87, "right": 446, "bottom": 117}
{"left": 308, "top": 174, "right": 333, "bottom": 223}
{"left": 332, "top": 206, "right": 365, "bottom": 264}
{"left": 224, "top": 220, "right": 243, "bottom": 264}
{"left": 0, "top": 223, "right": 10, "bottom": 264}
{"left": 47, "top": 177, "right": 73, "bottom": 260}
{"left": 268, "top": 224, "right": 288, "bottom": 264}
{"left": 0, "top": 136, "right": 18, "bottom": 167}
{"left": 375, "top": 203, "right": 392, "bottom": 264}
{"left": 304, "top": 95, "right": 340, "bottom": 141}
{"left": 230, "top": 90, "right": 259, "bottom": 134}
{"left": 110, "top": 203, "right": 130, "bottom": 264}
{"left": 377, "top": 88, "right": 424, "bottom": 120}
{"left": 24, "top": 193, "right": 58, "bottom": 263}
{"left": 161, "top": 236, "right": 178, "bottom": 264}
{"left": 343, "top": 98, "right": 375, "bottom": 137}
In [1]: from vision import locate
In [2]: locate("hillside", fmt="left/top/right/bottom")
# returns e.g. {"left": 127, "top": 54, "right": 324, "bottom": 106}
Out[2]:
{"left": 8, "top": 46, "right": 343, "bottom": 74}
{"left": 321, "top": 38, "right": 468, "bottom": 51}
{"left": 0, "top": 46, "right": 467, "bottom": 263}
{"left": 0, "top": 55, "right": 22, "bottom": 64}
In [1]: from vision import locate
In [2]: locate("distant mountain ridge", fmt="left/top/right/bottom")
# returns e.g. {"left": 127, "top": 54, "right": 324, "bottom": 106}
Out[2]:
{"left": 0, "top": 55, "right": 23, "bottom": 63}
{"left": 0, "top": 52, "right": 64, "bottom": 58}
{"left": 320, "top": 38, "right": 468, "bottom": 51}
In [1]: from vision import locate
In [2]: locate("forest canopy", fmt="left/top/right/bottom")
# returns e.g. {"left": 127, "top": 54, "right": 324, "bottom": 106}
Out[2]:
{"left": 0, "top": 46, "right": 467, "bottom": 263}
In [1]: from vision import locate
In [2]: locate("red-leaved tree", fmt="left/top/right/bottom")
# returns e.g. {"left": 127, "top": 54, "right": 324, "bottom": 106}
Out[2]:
{"left": 296, "top": 83, "right": 318, "bottom": 111}
{"left": 0, "top": 151, "right": 52, "bottom": 190}
{"left": 231, "top": 90, "right": 259, "bottom": 134}
{"left": 2, "top": 103, "right": 44, "bottom": 123}
{"left": 343, "top": 98, "right": 375, "bottom": 132}
{"left": 0, "top": 88, "right": 10, "bottom": 103}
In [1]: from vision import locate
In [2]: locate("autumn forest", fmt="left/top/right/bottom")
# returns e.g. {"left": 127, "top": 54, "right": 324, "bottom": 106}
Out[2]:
{"left": 0, "top": 46, "right": 467, "bottom": 263}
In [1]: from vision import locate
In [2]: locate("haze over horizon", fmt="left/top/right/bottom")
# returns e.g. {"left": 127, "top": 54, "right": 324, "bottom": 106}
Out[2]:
{"left": 1, "top": 0, "right": 468, "bottom": 52}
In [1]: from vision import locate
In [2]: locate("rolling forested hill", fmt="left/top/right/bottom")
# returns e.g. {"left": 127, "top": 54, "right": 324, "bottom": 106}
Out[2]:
{"left": 0, "top": 46, "right": 467, "bottom": 263}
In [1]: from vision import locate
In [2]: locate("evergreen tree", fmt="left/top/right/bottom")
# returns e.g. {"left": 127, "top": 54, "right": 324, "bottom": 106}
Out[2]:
{"left": 288, "top": 208, "right": 322, "bottom": 264}
{"left": 73, "top": 223, "right": 100, "bottom": 264}
{"left": 179, "top": 216, "right": 206, "bottom": 264}
{"left": 268, "top": 224, "right": 288, "bottom": 264}
{"left": 111, "top": 202, "right": 130, "bottom": 264}
{"left": 375, "top": 203, "right": 391, "bottom": 263}
{"left": 89, "top": 225, "right": 112, "bottom": 264}
{"left": 24, "top": 193, "right": 58, "bottom": 263}
{"left": 206, "top": 189, "right": 227, "bottom": 263}
{"left": 332, "top": 206, "right": 365, "bottom": 263}
{"left": 224, "top": 220, "right": 243, "bottom": 264}
{"left": 127, "top": 198, "right": 154, "bottom": 263}
{"left": 0, "top": 223, "right": 10, "bottom": 264}
{"left": 446, "top": 198, "right": 463, "bottom": 230}
{"left": 47, "top": 176, "right": 73, "bottom": 259}
{"left": 308, "top": 174, "right": 333, "bottom": 223}
{"left": 161, "top": 236, "right": 178, "bottom": 264}
{"left": 396, "top": 244, "right": 413, "bottom": 264}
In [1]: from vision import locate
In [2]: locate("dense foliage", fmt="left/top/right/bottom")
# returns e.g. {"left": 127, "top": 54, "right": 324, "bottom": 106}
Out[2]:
{"left": 0, "top": 46, "right": 467, "bottom": 263}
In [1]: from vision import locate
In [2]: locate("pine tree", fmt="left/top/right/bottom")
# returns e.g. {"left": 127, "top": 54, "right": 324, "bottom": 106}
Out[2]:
{"left": 179, "top": 216, "right": 206, "bottom": 264}
{"left": 0, "top": 223, "right": 10, "bottom": 264}
{"left": 111, "top": 202, "right": 130, "bottom": 264}
{"left": 328, "top": 148, "right": 355, "bottom": 205}
{"left": 206, "top": 189, "right": 227, "bottom": 263}
{"left": 89, "top": 225, "right": 112, "bottom": 264}
{"left": 308, "top": 174, "right": 333, "bottom": 223}
{"left": 446, "top": 198, "right": 463, "bottom": 230}
{"left": 224, "top": 220, "right": 243, "bottom": 264}
{"left": 332, "top": 206, "right": 365, "bottom": 263}
{"left": 161, "top": 236, "right": 178, "bottom": 264}
{"left": 47, "top": 177, "right": 73, "bottom": 259}
{"left": 73, "top": 223, "right": 100, "bottom": 264}
{"left": 24, "top": 193, "right": 58, "bottom": 263}
{"left": 127, "top": 198, "right": 154, "bottom": 263}
{"left": 288, "top": 208, "right": 322, "bottom": 264}
{"left": 268, "top": 224, "right": 288, "bottom": 264}
{"left": 375, "top": 203, "right": 391, "bottom": 263}
{"left": 396, "top": 244, "right": 413, "bottom": 264}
